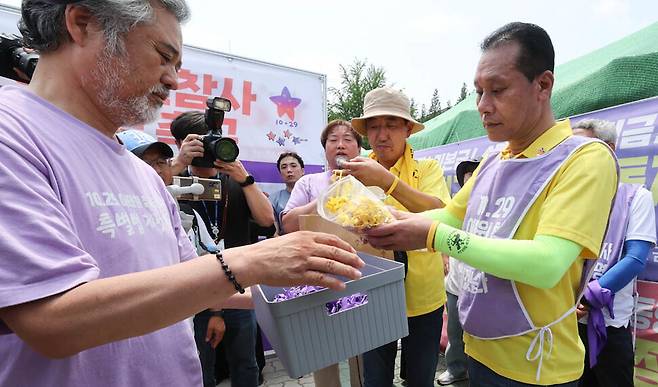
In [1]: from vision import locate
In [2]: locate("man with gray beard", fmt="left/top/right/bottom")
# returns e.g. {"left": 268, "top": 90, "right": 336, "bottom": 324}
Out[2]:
{"left": 0, "top": 1, "right": 364, "bottom": 386}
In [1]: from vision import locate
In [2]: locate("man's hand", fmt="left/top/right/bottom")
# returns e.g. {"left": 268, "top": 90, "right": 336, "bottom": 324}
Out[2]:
{"left": 214, "top": 159, "right": 249, "bottom": 183}
{"left": 174, "top": 134, "right": 204, "bottom": 167}
{"left": 205, "top": 315, "right": 225, "bottom": 349}
{"left": 576, "top": 303, "right": 589, "bottom": 319}
{"left": 226, "top": 231, "right": 365, "bottom": 291}
{"left": 363, "top": 209, "right": 433, "bottom": 251}
{"left": 339, "top": 157, "right": 395, "bottom": 190}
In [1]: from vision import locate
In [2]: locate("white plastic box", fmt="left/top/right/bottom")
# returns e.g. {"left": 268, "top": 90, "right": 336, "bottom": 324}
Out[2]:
{"left": 253, "top": 252, "right": 408, "bottom": 378}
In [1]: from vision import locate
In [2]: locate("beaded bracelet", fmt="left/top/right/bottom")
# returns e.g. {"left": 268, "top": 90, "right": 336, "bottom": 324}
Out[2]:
{"left": 216, "top": 252, "right": 245, "bottom": 294}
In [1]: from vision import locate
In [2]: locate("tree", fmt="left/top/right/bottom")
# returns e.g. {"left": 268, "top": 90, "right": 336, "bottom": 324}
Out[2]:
{"left": 429, "top": 88, "right": 441, "bottom": 115}
{"left": 328, "top": 58, "right": 387, "bottom": 123}
{"left": 456, "top": 82, "right": 468, "bottom": 104}
{"left": 417, "top": 82, "right": 466, "bottom": 122}
{"left": 327, "top": 59, "right": 387, "bottom": 150}
{"left": 419, "top": 88, "right": 443, "bottom": 123}
{"left": 409, "top": 98, "right": 419, "bottom": 121}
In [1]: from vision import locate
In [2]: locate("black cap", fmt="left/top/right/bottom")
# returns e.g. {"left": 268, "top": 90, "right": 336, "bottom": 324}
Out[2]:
{"left": 455, "top": 159, "right": 480, "bottom": 187}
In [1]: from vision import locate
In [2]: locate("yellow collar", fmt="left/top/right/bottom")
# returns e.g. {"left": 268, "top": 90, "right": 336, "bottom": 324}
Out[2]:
{"left": 501, "top": 119, "right": 572, "bottom": 159}
{"left": 390, "top": 152, "right": 405, "bottom": 173}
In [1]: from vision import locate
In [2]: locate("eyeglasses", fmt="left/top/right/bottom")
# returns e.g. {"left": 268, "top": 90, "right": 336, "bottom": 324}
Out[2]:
{"left": 143, "top": 158, "right": 171, "bottom": 169}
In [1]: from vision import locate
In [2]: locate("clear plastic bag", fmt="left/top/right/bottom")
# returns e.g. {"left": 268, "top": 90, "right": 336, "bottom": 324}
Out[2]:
{"left": 317, "top": 175, "right": 393, "bottom": 231}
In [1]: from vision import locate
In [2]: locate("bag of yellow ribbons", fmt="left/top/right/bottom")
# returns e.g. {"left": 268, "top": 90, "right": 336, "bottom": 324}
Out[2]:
{"left": 317, "top": 174, "right": 394, "bottom": 231}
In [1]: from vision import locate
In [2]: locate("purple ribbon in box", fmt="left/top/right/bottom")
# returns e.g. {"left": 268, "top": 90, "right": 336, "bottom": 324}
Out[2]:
{"left": 273, "top": 285, "right": 368, "bottom": 316}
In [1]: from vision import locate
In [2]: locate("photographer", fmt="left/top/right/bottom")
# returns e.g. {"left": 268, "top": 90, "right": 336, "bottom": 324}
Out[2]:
{"left": 170, "top": 111, "right": 274, "bottom": 387}
{"left": 115, "top": 129, "right": 218, "bottom": 256}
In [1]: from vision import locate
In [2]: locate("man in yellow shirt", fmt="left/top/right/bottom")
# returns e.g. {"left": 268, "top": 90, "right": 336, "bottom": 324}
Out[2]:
{"left": 364, "top": 23, "right": 618, "bottom": 386}
{"left": 341, "top": 87, "right": 450, "bottom": 387}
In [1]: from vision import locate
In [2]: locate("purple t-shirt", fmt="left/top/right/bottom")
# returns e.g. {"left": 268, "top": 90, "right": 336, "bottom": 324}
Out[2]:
{"left": 0, "top": 86, "right": 201, "bottom": 386}
{"left": 282, "top": 171, "right": 332, "bottom": 215}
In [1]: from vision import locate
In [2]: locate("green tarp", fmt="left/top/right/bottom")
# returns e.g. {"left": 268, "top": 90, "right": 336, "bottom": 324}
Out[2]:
{"left": 409, "top": 22, "right": 658, "bottom": 150}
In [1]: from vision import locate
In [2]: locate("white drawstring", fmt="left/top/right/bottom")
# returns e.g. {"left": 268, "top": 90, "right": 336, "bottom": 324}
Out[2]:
{"left": 526, "top": 325, "right": 554, "bottom": 382}
{"left": 525, "top": 304, "right": 577, "bottom": 382}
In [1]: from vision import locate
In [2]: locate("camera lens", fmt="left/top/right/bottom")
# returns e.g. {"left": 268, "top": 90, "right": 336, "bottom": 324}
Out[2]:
{"left": 212, "top": 137, "right": 239, "bottom": 162}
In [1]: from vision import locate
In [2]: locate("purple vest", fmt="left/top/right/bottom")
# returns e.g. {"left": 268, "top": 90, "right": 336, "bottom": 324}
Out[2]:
{"left": 457, "top": 136, "right": 599, "bottom": 337}
{"left": 583, "top": 183, "right": 639, "bottom": 282}
{"left": 456, "top": 135, "right": 617, "bottom": 381}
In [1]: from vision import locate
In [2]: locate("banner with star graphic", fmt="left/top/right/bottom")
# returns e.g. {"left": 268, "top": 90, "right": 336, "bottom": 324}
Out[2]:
{"left": 136, "top": 45, "right": 328, "bottom": 193}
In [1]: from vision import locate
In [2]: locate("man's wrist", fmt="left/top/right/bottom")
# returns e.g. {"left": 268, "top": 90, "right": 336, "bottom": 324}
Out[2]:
{"left": 385, "top": 175, "right": 400, "bottom": 196}
{"left": 426, "top": 221, "right": 440, "bottom": 252}
{"left": 169, "top": 157, "right": 186, "bottom": 176}
{"left": 221, "top": 247, "right": 254, "bottom": 289}
{"left": 380, "top": 172, "right": 394, "bottom": 190}
{"left": 239, "top": 175, "right": 255, "bottom": 187}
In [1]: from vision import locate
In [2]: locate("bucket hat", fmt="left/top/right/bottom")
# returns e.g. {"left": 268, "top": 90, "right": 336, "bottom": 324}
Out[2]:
{"left": 351, "top": 87, "right": 424, "bottom": 136}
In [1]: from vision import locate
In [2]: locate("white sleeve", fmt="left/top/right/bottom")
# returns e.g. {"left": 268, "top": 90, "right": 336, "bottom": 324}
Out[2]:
{"left": 194, "top": 209, "right": 218, "bottom": 252}
{"left": 625, "top": 187, "right": 657, "bottom": 244}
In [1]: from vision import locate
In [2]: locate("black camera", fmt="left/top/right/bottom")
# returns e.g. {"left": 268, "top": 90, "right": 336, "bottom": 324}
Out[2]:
{"left": 192, "top": 97, "right": 240, "bottom": 167}
{"left": 0, "top": 34, "right": 39, "bottom": 82}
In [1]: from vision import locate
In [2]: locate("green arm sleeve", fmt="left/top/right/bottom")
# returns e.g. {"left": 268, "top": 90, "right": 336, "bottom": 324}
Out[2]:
{"left": 422, "top": 208, "right": 463, "bottom": 229}
{"left": 432, "top": 223, "right": 583, "bottom": 289}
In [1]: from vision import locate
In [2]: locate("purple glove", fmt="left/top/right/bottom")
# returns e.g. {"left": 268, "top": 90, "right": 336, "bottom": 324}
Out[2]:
{"left": 583, "top": 279, "right": 615, "bottom": 368}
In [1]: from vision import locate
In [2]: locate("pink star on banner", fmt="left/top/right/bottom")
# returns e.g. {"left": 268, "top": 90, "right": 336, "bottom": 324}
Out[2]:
{"left": 269, "top": 87, "right": 302, "bottom": 121}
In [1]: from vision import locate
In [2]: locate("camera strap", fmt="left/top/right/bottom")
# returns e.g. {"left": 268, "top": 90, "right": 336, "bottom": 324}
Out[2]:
{"left": 201, "top": 174, "right": 229, "bottom": 245}
{"left": 201, "top": 200, "right": 220, "bottom": 240}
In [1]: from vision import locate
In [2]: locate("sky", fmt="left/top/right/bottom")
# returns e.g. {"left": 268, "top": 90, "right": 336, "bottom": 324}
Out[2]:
{"left": 1, "top": 0, "right": 657, "bottom": 109}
